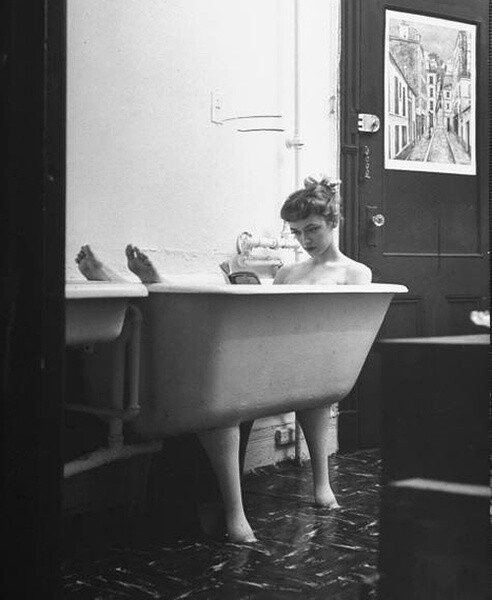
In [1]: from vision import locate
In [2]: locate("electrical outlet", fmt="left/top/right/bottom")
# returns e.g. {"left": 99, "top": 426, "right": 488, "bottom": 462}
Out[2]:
{"left": 275, "top": 426, "right": 295, "bottom": 447}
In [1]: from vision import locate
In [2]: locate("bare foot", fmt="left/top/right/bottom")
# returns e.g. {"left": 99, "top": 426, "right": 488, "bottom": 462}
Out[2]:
{"left": 125, "top": 244, "right": 162, "bottom": 283}
{"left": 75, "top": 245, "right": 125, "bottom": 281}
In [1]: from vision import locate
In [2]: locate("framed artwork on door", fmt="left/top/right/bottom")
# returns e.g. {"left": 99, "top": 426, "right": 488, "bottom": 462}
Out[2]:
{"left": 384, "top": 10, "right": 476, "bottom": 175}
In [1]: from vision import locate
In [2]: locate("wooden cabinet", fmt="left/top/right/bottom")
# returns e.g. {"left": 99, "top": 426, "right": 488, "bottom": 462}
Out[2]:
{"left": 377, "top": 334, "right": 490, "bottom": 599}
{"left": 379, "top": 334, "right": 489, "bottom": 486}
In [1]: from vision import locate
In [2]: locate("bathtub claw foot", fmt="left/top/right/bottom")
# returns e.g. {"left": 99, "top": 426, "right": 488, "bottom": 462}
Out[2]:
{"left": 197, "top": 426, "right": 255, "bottom": 545}
{"left": 313, "top": 484, "right": 340, "bottom": 509}
{"left": 314, "top": 495, "right": 340, "bottom": 510}
{"left": 225, "top": 518, "right": 257, "bottom": 544}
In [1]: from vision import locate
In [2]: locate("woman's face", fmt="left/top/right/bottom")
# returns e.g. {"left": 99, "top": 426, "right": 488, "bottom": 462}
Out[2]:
{"left": 288, "top": 215, "right": 335, "bottom": 259}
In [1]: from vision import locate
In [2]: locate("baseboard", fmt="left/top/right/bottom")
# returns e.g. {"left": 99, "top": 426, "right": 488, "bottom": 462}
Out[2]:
{"left": 244, "top": 410, "right": 339, "bottom": 473}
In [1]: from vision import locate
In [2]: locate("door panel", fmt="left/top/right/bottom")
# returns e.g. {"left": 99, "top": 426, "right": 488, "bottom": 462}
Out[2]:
{"left": 340, "top": 0, "right": 489, "bottom": 451}
{"left": 378, "top": 297, "right": 423, "bottom": 338}
{"left": 383, "top": 174, "right": 481, "bottom": 255}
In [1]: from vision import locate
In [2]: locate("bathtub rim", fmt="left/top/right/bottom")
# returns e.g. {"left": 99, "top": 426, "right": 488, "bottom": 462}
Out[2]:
{"left": 65, "top": 280, "right": 149, "bottom": 299}
{"left": 144, "top": 282, "right": 408, "bottom": 295}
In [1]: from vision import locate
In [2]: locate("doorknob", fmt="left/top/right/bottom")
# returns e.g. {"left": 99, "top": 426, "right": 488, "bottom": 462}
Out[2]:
{"left": 371, "top": 213, "right": 385, "bottom": 227}
{"left": 365, "top": 206, "right": 384, "bottom": 248}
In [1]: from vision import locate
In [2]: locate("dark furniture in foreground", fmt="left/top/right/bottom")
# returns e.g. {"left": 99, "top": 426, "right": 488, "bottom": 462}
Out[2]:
{"left": 377, "top": 334, "right": 490, "bottom": 600}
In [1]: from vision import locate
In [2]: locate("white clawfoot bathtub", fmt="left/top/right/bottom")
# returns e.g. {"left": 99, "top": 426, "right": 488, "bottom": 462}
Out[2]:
{"left": 133, "top": 282, "right": 408, "bottom": 438}
{"left": 132, "top": 280, "right": 407, "bottom": 542}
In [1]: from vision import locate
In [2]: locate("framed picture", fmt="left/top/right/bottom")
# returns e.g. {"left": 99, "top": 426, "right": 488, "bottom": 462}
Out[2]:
{"left": 384, "top": 10, "right": 476, "bottom": 175}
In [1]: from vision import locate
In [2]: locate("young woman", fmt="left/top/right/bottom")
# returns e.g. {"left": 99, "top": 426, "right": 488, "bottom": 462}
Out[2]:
{"left": 274, "top": 176, "right": 371, "bottom": 285}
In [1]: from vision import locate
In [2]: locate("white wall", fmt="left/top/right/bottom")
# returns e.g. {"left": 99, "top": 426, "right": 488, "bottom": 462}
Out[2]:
{"left": 66, "top": 0, "right": 340, "bottom": 280}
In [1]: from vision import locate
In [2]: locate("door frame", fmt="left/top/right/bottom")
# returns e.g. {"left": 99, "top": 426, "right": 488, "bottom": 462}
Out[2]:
{"left": 340, "top": 0, "right": 362, "bottom": 262}
{"left": 1, "top": 0, "right": 66, "bottom": 596}
{"left": 338, "top": 0, "right": 363, "bottom": 451}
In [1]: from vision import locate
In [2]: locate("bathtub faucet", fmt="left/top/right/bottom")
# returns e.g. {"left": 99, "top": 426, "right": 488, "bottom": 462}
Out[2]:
{"left": 236, "top": 231, "right": 302, "bottom": 272}
{"left": 236, "top": 231, "right": 300, "bottom": 254}
{"left": 236, "top": 231, "right": 303, "bottom": 269}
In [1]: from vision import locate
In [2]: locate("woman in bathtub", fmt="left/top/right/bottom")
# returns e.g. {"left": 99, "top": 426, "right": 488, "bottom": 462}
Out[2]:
{"left": 274, "top": 176, "right": 371, "bottom": 285}
{"left": 75, "top": 176, "right": 371, "bottom": 542}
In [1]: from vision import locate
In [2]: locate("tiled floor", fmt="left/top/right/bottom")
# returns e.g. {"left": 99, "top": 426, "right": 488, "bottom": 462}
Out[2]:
{"left": 63, "top": 450, "right": 381, "bottom": 599}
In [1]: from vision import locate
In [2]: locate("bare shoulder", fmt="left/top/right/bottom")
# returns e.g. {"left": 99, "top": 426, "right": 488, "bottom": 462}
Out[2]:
{"left": 344, "top": 257, "right": 372, "bottom": 284}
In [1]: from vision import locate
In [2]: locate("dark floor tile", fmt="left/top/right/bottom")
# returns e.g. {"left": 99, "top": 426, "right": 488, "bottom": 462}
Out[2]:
{"left": 63, "top": 450, "right": 382, "bottom": 599}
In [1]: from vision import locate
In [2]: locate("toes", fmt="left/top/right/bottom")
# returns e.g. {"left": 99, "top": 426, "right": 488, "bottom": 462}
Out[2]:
{"left": 83, "top": 244, "right": 94, "bottom": 257}
{"left": 135, "top": 247, "right": 150, "bottom": 265}
{"left": 126, "top": 245, "right": 154, "bottom": 269}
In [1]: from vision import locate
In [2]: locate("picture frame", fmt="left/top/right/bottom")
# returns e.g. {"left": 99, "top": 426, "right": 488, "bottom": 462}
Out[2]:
{"left": 384, "top": 10, "right": 476, "bottom": 175}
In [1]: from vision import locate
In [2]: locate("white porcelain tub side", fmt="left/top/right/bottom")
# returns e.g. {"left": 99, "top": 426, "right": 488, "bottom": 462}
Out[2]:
{"left": 132, "top": 283, "right": 407, "bottom": 438}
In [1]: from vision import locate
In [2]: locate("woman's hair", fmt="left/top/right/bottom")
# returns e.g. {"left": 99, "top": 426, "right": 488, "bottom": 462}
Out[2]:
{"left": 280, "top": 176, "right": 341, "bottom": 227}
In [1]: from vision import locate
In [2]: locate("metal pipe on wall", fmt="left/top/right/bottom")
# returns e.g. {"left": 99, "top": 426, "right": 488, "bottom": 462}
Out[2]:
{"left": 292, "top": 0, "right": 305, "bottom": 464}
{"left": 282, "top": 0, "right": 304, "bottom": 240}
{"left": 293, "top": 0, "right": 301, "bottom": 187}
{"left": 64, "top": 303, "right": 162, "bottom": 478}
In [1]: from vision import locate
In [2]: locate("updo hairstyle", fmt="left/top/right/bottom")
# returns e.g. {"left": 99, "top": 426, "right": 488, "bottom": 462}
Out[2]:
{"left": 280, "top": 176, "right": 341, "bottom": 227}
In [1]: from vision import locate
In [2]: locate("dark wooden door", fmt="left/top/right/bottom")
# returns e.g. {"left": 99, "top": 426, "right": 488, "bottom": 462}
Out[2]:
{"left": 339, "top": 0, "right": 489, "bottom": 451}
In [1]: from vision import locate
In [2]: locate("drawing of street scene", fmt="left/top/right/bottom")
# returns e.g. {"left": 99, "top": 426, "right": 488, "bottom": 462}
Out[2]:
{"left": 384, "top": 11, "right": 476, "bottom": 175}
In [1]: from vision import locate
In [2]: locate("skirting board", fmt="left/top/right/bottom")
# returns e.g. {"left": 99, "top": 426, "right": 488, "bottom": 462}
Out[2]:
{"left": 244, "top": 409, "right": 339, "bottom": 473}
